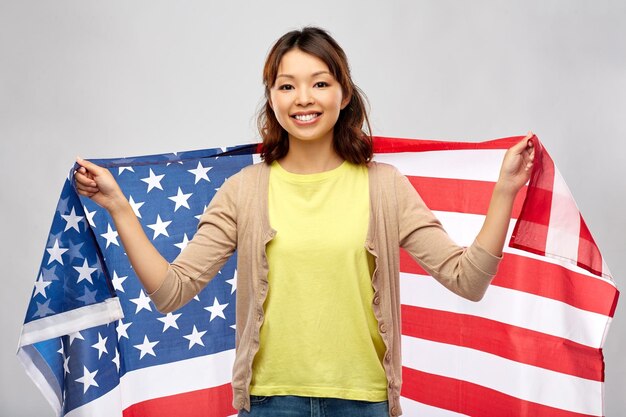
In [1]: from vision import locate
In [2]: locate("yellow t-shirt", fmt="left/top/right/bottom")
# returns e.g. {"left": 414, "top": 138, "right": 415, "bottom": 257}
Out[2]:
{"left": 249, "top": 160, "right": 388, "bottom": 401}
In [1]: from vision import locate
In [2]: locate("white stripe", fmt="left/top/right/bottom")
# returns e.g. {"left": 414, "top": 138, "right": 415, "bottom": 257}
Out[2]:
{"left": 19, "top": 298, "right": 124, "bottom": 347}
{"left": 252, "top": 153, "right": 262, "bottom": 164}
{"left": 399, "top": 396, "right": 469, "bottom": 417}
{"left": 119, "top": 349, "right": 235, "bottom": 408}
{"left": 432, "top": 210, "right": 615, "bottom": 285}
{"left": 400, "top": 272, "right": 609, "bottom": 348}
{"left": 65, "top": 349, "right": 235, "bottom": 416}
{"left": 17, "top": 348, "right": 62, "bottom": 417}
{"left": 546, "top": 168, "right": 581, "bottom": 264}
{"left": 402, "top": 336, "right": 603, "bottom": 416}
{"left": 374, "top": 149, "right": 506, "bottom": 182}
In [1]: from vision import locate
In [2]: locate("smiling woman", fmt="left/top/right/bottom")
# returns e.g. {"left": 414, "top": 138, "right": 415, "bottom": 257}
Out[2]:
{"left": 73, "top": 26, "right": 534, "bottom": 417}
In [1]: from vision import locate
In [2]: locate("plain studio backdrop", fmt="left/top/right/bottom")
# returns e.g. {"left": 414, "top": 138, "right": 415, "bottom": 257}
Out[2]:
{"left": 1, "top": 1, "right": 624, "bottom": 416}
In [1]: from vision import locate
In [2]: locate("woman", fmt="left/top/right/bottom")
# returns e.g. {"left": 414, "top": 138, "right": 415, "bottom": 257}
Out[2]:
{"left": 75, "top": 27, "right": 534, "bottom": 417}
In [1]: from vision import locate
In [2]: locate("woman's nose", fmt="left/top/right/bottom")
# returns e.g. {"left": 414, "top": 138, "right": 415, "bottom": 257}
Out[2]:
{"left": 295, "top": 88, "right": 314, "bottom": 106}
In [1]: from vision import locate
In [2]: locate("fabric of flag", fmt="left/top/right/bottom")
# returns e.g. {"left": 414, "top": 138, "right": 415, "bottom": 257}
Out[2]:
{"left": 18, "top": 136, "right": 619, "bottom": 417}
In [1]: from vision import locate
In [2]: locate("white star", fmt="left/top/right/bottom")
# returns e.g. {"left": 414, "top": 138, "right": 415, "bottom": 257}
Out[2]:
{"left": 128, "top": 196, "right": 144, "bottom": 218}
{"left": 183, "top": 325, "right": 207, "bottom": 349}
{"left": 130, "top": 289, "right": 152, "bottom": 313}
{"left": 141, "top": 169, "right": 165, "bottom": 192}
{"left": 204, "top": 297, "right": 228, "bottom": 322}
{"left": 84, "top": 206, "right": 97, "bottom": 228}
{"left": 33, "top": 273, "right": 52, "bottom": 298}
{"left": 112, "top": 349, "right": 120, "bottom": 371}
{"left": 63, "top": 355, "right": 71, "bottom": 374}
{"left": 147, "top": 215, "right": 171, "bottom": 239}
{"left": 195, "top": 205, "right": 209, "bottom": 221}
{"left": 100, "top": 224, "right": 119, "bottom": 248}
{"left": 57, "top": 339, "right": 65, "bottom": 355}
{"left": 118, "top": 166, "right": 134, "bottom": 175}
{"left": 46, "top": 239, "right": 68, "bottom": 265}
{"left": 174, "top": 233, "right": 190, "bottom": 252}
{"left": 91, "top": 333, "right": 108, "bottom": 359}
{"left": 188, "top": 162, "right": 212, "bottom": 184}
{"left": 134, "top": 335, "right": 159, "bottom": 359}
{"left": 111, "top": 271, "right": 128, "bottom": 293}
{"left": 157, "top": 312, "right": 182, "bottom": 332}
{"left": 61, "top": 207, "right": 84, "bottom": 232}
{"left": 116, "top": 320, "right": 132, "bottom": 340}
{"left": 69, "top": 331, "right": 84, "bottom": 345}
{"left": 75, "top": 366, "right": 99, "bottom": 393}
{"left": 193, "top": 295, "right": 200, "bottom": 301}
{"left": 168, "top": 187, "right": 192, "bottom": 211}
{"left": 225, "top": 270, "right": 237, "bottom": 294}
{"left": 73, "top": 259, "right": 98, "bottom": 285}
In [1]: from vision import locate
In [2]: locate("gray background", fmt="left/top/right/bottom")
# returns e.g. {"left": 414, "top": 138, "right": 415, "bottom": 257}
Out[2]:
{"left": 1, "top": 1, "right": 624, "bottom": 416}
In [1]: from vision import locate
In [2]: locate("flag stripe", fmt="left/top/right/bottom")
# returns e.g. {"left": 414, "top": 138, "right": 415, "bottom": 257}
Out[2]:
{"left": 123, "top": 384, "right": 235, "bottom": 417}
{"left": 401, "top": 336, "right": 602, "bottom": 415}
{"left": 400, "top": 250, "right": 617, "bottom": 317}
{"left": 399, "top": 396, "right": 470, "bottom": 417}
{"left": 401, "top": 304, "right": 604, "bottom": 381}
{"left": 401, "top": 367, "right": 599, "bottom": 417}
{"left": 406, "top": 176, "right": 527, "bottom": 219}
{"left": 400, "top": 273, "right": 608, "bottom": 348}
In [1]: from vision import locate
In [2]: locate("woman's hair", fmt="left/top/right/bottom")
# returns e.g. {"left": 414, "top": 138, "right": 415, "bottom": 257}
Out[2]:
{"left": 258, "top": 27, "right": 373, "bottom": 165}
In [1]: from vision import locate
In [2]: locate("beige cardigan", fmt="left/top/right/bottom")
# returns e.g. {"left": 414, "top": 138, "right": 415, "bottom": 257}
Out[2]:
{"left": 149, "top": 161, "right": 501, "bottom": 417}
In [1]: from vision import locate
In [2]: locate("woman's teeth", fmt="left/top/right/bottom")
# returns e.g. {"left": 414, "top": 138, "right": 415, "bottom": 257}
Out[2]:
{"left": 293, "top": 113, "right": 318, "bottom": 122}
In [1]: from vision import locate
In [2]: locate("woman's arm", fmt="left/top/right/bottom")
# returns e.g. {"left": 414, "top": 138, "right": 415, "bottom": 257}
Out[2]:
{"left": 476, "top": 132, "right": 535, "bottom": 256}
{"left": 74, "top": 158, "right": 169, "bottom": 293}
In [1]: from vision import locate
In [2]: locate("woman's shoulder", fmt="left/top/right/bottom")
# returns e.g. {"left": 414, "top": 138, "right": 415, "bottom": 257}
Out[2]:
{"left": 367, "top": 160, "right": 402, "bottom": 180}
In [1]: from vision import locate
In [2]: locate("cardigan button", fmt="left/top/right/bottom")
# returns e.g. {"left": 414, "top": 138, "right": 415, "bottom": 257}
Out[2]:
{"left": 391, "top": 406, "right": 398, "bottom": 416}
{"left": 385, "top": 352, "right": 391, "bottom": 362}
{"left": 373, "top": 296, "right": 381, "bottom": 305}
{"left": 379, "top": 323, "right": 387, "bottom": 333}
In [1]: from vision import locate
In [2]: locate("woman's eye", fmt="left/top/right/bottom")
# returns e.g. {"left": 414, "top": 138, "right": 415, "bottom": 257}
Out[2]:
{"left": 278, "top": 84, "right": 294, "bottom": 90}
{"left": 314, "top": 81, "right": 329, "bottom": 88}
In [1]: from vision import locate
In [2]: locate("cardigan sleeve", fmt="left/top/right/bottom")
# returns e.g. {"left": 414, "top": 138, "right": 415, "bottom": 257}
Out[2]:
{"left": 149, "top": 170, "right": 240, "bottom": 313}
{"left": 395, "top": 168, "right": 502, "bottom": 301}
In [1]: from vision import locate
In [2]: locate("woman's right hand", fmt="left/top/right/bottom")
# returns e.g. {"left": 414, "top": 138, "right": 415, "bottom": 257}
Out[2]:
{"left": 74, "top": 158, "right": 127, "bottom": 213}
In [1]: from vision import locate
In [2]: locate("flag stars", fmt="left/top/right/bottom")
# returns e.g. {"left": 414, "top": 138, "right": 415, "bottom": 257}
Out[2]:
{"left": 69, "top": 331, "right": 85, "bottom": 345}
{"left": 134, "top": 335, "right": 159, "bottom": 359}
{"left": 111, "top": 271, "right": 128, "bottom": 293}
{"left": 61, "top": 207, "right": 84, "bottom": 232}
{"left": 46, "top": 239, "right": 68, "bottom": 265}
{"left": 168, "top": 187, "right": 193, "bottom": 211}
{"left": 75, "top": 366, "right": 99, "bottom": 393}
{"left": 205, "top": 297, "right": 228, "bottom": 322}
{"left": 128, "top": 196, "right": 145, "bottom": 218}
{"left": 33, "top": 273, "right": 52, "bottom": 299}
{"left": 33, "top": 299, "right": 55, "bottom": 318}
{"left": 147, "top": 215, "right": 172, "bottom": 239}
{"left": 74, "top": 259, "right": 98, "bottom": 285}
{"left": 84, "top": 206, "right": 97, "bottom": 228}
{"left": 183, "top": 325, "right": 207, "bottom": 349}
{"left": 116, "top": 320, "right": 132, "bottom": 341}
{"left": 101, "top": 224, "right": 119, "bottom": 248}
{"left": 91, "top": 333, "right": 108, "bottom": 359}
{"left": 226, "top": 270, "right": 237, "bottom": 295}
{"left": 130, "top": 290, "right": 152, "bottom": 313}
{"left": 112, "top": 349, "right": 120, "bottom": 372}
{"left": 118, "top": 166, "right": 134, "bottom": 175}
{"left": 174, "top": 234, "right": 190, "bottom": 252}
{"left": 157, "top": 312, "right": 182, "bottom": 332}
{"left": 141, "top": 169, "right": 165, "bottom": 192}
{"left": 63, "top": 355, "right": 71, "bottom": 374}
{"left": 188, "top": 161, "right": 212, "bottom": 184}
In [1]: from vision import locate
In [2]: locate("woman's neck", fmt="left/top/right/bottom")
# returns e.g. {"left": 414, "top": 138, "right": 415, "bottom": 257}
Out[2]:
{"left": 279, "top": 136, "right": 344, "bottom": 174}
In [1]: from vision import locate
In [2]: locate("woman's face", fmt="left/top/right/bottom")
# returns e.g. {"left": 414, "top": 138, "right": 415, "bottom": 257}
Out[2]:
{"left": 269, "top": 48, "right": 348, "bottom": 146}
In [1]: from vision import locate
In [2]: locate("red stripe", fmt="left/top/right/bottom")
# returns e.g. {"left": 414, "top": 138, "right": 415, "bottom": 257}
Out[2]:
{"left": 401, "top": 367, "right": 600, "bottom": 417}
{"left": 123, "top": 383, "right": 235, "bottom": 417}
{"left": 407, "top": 176, "right": 527, "bottom": 219}
{"left": 373, "top": 135, "right": 525, "bottom": 153}
{"left": 401, "top": 305, "right": 604, "bottom": 381}
{"left": 400, "top": 250, "right": 617, "bottom": 317}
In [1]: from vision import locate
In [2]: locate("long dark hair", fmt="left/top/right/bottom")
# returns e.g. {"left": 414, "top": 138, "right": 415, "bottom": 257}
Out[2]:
{"left": 258, "top": 27, "right": 373, "bottom": 165}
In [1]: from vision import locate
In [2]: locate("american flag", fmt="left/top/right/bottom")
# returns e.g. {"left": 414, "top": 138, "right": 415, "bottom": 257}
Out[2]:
{"left": 18, "top": 136, "right": 618, "bottom": 417}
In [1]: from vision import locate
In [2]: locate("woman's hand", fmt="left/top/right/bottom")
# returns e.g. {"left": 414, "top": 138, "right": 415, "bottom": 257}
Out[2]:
{"left": 74, "top": 158, "right": 127, "bottom": 213}
{"left": 496, "top": 131, "right": 535, "bottom": 195}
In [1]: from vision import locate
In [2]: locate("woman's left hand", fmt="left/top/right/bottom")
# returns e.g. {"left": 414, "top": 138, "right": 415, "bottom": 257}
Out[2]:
{"left": 497, "top": 131, "right": 536, "bottom": 195}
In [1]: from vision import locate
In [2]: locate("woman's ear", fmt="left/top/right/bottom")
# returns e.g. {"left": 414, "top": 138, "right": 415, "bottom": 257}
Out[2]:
{"left": 341, "top": 94, "right": 351, "bottom": 110}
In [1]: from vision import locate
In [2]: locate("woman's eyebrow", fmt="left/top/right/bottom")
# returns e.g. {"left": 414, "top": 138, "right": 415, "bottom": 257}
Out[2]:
{"left": 276, "top": 71, "right": 332, "bottom": 79}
